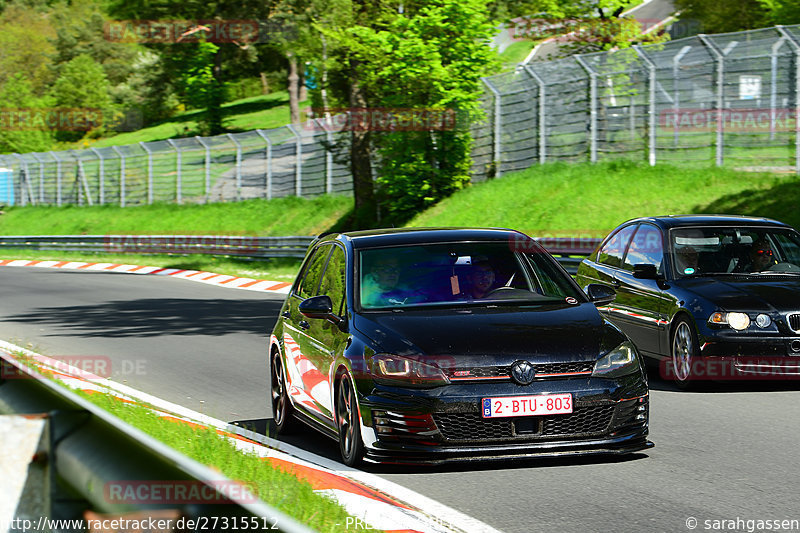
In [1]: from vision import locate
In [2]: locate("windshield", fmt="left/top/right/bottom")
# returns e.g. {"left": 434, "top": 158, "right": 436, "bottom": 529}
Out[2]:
{"left": 670, "top": 226, "right": 800, "bottom": 277}
{"left": 358, "top": 242, "right": 583, "bottom": 309}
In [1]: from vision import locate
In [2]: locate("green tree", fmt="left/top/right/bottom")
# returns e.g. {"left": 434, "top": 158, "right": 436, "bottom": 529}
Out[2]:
{"left": 758, "top": 0, "right": 800, "bottom": 25}
{"left": 0, "top": 75, "right": 55, "bottom": 154}
{"left": 0, "top": 2, "right": 57, "bottom": 95}
{"left": 673, "top": 0, "right": 769, "bottom": 33}
{"left": 49, "top": 54, "right": 113, "bottom": 141}
{"left": 504, "top": 0, "right": 668, "bottom": 57}
{"left": 325, "top": 0, "right": 497, "bottom": 224}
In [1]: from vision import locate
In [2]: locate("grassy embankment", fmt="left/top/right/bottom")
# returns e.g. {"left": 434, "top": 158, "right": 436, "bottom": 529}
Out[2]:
{"left": 1, "top": 161, "right": 797, "bottom": 280}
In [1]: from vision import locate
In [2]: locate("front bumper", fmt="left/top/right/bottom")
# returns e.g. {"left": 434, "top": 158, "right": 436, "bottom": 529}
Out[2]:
{"left": 697, "top": 336, "right": 800, "bottom": 379}
{"left": 357, "top": 377, "right": 651, "bottom": 464}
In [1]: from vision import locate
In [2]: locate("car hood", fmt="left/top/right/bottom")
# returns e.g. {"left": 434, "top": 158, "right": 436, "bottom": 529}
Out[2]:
{"left": 679, "top": 276, "right": 800, "bottom": 313}
{"left": 352, "top": 302, "right": 625, "bottom": 363}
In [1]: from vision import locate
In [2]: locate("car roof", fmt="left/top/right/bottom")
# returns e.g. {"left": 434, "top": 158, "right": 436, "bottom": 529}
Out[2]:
{"left": 321, "top": 227, "right": 532, "bottom": 249}
{"left": 618, "top": 214, "right": 794, "bottom": 231}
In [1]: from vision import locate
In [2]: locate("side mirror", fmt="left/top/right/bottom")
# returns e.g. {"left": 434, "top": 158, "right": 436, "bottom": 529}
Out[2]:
{"left": 633, "top": 263, "right": 659, "bottom": 280}
{"left": 586, "top": 284, "right": 616, "bottom": 306}
{"left": 299, "top": 295, "right": 334, "bottom": 319}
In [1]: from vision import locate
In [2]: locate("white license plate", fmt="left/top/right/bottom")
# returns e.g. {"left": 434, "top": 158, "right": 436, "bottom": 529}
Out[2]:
{"left": 481, "top": 393, "right": 573, "bottom": 418}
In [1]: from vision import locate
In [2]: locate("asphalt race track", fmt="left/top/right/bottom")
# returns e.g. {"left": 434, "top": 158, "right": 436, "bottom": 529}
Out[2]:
{"left": 3, "top": 267, "right": 800, "bottom": 532}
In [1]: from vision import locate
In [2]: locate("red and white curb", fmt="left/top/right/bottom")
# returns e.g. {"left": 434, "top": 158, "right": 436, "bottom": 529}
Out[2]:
{"left": 0, "top": 340, "right": 503, "bottom": 533}
{"left": 0, "top": 260, "right": 292, "bottom": 294}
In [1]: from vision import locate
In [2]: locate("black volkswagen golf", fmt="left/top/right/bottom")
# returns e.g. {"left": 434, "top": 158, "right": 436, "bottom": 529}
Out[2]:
{"left": 576, "top": 215, "right": 800, "bottom": 388}
{"left": 269, "top": 228, "right": 651, "bottom": 465}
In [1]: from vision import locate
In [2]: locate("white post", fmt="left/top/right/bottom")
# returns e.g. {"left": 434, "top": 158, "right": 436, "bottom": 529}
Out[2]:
{"left": 255, "top": 129, "right": 273, "bottom": 200}
{"left": 50, "top": 151, "right": 63, "bottom": 206}
{"left": 166, "top": 139, "right": 182, "bottom": 204}
{"left": 90, "top": 148, "right": 105, "bottom": 204}
{"left": 111, "top": 146, "right": 126, "bottom": 207}
{"left": 139, "top": 141, "right": 153, "bottom": 204}
{"left": 30, "top": 152, "right": 45, "bottom": 205}
{"left": 634, "top": 45, "right": 658, "bottom": 166}
{"left": 226, "top": 133, "right": 243, "bottom": 201}
{"left": 481, "top": 77, "right": 503, "bottom": 177}
{"left": 195, "top": 136, "right": 211, "bottom": 200}
{"left": 699, "top": 35, "right": 726, "bottom": 167}
{"left": 777, "top": 26, "right": 800, "bottom": 175}
{"left": 575, "top": 56, "right": 598, "bottom": 163}
{"left": 524, "top": 66, "right": 547, "bottom": 164}
{"left": 286, "top": 124, "right": 303, "bottom": 196}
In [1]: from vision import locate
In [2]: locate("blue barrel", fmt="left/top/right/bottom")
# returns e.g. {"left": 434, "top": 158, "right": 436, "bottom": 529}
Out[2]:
{"left": 0, "top": 168, "right": 13, "bottom": 206}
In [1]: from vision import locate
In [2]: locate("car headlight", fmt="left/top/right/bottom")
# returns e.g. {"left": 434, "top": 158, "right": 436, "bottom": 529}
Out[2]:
{"left": 708, "top": 312, "right": 750, "bottom": 330}
{"left": 592, "top": 341, "right": 640, "bottom": 378}
{"left": 368, "top": 354, "right": 450, "bottom": 387}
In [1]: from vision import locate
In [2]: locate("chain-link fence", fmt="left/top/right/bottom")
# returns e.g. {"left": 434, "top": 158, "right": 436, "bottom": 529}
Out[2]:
{"left": 0, "top": 121, "right": 352, "bottom": 207}
{"left": 1, "top": 24, "right": 799, "bottom": 207}
{"left": 475, "top": 24, "right": 800, "bottom": 181}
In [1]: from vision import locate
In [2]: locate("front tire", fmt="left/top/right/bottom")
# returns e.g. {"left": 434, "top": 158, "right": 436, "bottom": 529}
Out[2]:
{"left": 336, "top": 372, "right": 364, "bottom": 467}
{"left": 270, "top": 350, "right": 296, "bottom": 434}
{"left": 671, "top": 318, "right": 699, "bottom": 389}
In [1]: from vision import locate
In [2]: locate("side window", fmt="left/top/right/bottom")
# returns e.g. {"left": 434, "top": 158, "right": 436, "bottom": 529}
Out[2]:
{"left": 318, "top": 245, "right": 346, "bottom": 315}
{"left": 296, "top": 245, "right": 332, "bottom": 299}
{"left": 597, "top": 225, "right": 637, "bottom": 268}
{"left": 624, "top": 224, "right": 664, "bottom": 272}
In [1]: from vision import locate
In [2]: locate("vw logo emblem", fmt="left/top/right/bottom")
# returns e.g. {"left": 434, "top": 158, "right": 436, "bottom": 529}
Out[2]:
{"left": 511, "top": 361, "right": 536, "bottom": 385}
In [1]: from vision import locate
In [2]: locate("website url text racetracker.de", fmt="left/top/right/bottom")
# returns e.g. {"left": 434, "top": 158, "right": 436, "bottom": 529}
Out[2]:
{"left": 660, "top": 108, "right": 798, "bottom": 132}
{"left": 3, "top": 516, "right": 284, "bottom": 532}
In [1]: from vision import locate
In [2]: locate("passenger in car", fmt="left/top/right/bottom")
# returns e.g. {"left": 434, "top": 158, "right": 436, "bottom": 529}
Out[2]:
{"left": 674, "top": 246, "right": 699, "bottom": 275}
{"left": 361, "top": 256, "right": 422, "bottom": 307}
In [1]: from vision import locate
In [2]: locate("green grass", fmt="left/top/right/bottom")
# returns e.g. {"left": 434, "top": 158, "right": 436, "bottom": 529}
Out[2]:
{"left": 499, "top": 41, "right": 534, "bottom": 67}
{"left": 408, "top": 161, "right": 800, "bottom": 237}
{"left": 74, "top": 391, "right": 369, "bottom": 532}
{"left": 0, "top": 195, "right": 351, "bottom": 236}
{"left": 81, "top": 92, "right": 312, "bottom": 148}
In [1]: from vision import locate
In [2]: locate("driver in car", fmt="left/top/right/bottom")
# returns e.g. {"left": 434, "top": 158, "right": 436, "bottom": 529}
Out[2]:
{"left": 737, "top": 238, "right": 778, "bottom": 272}
{"left": 466, "top": 260, "right": 496, "bottom": 299}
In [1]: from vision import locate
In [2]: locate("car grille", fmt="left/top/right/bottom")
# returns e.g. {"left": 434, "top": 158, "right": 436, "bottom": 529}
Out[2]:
{"left": 432, "top": 404, "right": 615, "bottom": 442}
{"left": 448, "top": 361, "right": 595, "bottom": 381}
{"left": 788, "top": 313, "right": 800, "bottom": 333}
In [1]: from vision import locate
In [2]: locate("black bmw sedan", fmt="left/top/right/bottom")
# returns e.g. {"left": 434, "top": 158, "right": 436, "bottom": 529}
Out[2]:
{"left": 576, "top": 215, "right": 800, "bottom": 388}
{"left": 269, "top": 228, "right": 651, "bottom": 465}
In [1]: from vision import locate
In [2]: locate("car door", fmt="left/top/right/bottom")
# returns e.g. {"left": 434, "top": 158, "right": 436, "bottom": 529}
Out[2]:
{"left": 579, "top": 223, "right": 638, "bottom": 299}
{"left": 282, "top": 243, "right": 334, "bottom": 422}
{"left": 611, "top": 223, "right": 669, "bottom": 357}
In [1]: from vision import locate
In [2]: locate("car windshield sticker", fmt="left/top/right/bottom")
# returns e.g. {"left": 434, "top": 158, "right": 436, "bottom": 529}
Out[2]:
{"left": 684, "top": 267, "right": 695, "bottom": 274}
{"left": 566, "top": 297, "right": 578, "bottom": 304}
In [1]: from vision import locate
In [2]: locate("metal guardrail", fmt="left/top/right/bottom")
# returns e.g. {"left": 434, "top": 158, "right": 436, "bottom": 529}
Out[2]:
{"left": 0, "top": 235, "right": 316, "bottom": 259}
{"left": 0, "top": 350, "right": 316, "bottom": 532}
{"left": 0, "top": 234, "right": 601, "bottom": 274}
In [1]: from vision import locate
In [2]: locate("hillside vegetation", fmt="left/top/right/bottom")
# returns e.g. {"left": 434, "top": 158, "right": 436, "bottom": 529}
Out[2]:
{"left": 2, "top": 162, "right": 796, "bottom": 238}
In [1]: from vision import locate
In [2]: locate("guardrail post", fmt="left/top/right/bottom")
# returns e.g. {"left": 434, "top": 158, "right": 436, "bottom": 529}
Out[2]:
{"left": 49, "top": 151, "right": 63, "bottom": 206}
{"left": 111, "top": 146, "right": 126, "bottom": 207}
{"left": 89, "top": 148, "right": 105, "bottom": 204}
{"left": 226, "top": 133, "right": 243, "bottom": 201}
{"left": 255, "top": 129, "right": 273, "bottom": 200}
{"left": 286, "top": 124, "right": 303, "bottom": 196}
{"left": 634, "top": 45, "right": 658, "bottom": 166}
{"left": 195, "top": 136, "right": 211, "bottom": 201}
{"left": 139, "top": 142, "right": 154, "bottom": 204}
{"left": 575, "top": 56, "right": 598, "bottom": 163}
{"left": 524, "top": 66, "right": 547, "bottom": 164}
{"left": 777, "top": 26, "right": 800, "bottom": 175}
{"left": 698, "top": 35, "right": 726, "bottom": 167}
{"left": 481, "top": 77, "right": 503, "bottom": 177}
{"left": 166, "top": 139, "right": 182, "bottom": 204}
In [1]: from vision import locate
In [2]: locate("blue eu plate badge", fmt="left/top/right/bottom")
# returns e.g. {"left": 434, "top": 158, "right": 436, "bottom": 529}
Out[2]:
{"left": 483, "top": 398, "right": 492, "bottom": 417}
